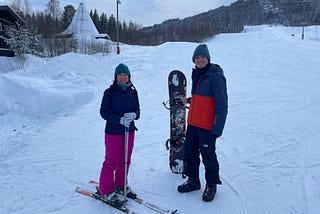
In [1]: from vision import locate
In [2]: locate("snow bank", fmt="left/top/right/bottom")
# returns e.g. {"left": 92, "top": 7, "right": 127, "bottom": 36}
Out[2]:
{"left": 0, "top": 74, "right": 93, "bottom": 118}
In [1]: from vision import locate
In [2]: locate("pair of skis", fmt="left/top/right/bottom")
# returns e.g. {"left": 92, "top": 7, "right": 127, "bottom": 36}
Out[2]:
{"left": 75, "top": 180, "right": 177, "bottom": 214}
{"left": 75, "top": 187, "right": 131, "bottom": 213}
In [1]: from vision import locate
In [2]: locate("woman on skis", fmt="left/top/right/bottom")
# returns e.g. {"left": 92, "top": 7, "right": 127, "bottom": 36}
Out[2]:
{"left": 98, "top": 63, "right": 140, "bottom": 203}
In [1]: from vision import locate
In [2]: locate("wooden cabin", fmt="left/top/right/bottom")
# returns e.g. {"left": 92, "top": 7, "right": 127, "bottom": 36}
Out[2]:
{"left": 0, "top": 5, "right": 25, "bottom": 57}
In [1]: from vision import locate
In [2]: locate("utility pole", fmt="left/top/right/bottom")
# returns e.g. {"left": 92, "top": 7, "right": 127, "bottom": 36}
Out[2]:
{"left": 116, "top": 0, "right": 121, "bottom": 54}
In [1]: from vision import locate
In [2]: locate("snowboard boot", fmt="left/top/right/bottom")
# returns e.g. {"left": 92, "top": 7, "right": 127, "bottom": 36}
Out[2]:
{"left": 177, "top": 177, "right": 201, "bottom": 193}
{"left": 202, "top": 184, "right": 217, "bottom": 202}
{"left": 114, "top": 186, "right": 137, "bottom": 199}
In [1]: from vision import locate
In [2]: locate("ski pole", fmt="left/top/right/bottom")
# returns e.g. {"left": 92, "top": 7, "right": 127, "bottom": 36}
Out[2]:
{"left": 124, "top": 126, "right": 129, "bottom": 202}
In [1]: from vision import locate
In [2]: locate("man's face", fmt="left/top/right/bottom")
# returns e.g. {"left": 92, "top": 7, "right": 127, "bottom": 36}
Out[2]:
{"left": 194, "top": 55, "right": 209, "bottom": 69}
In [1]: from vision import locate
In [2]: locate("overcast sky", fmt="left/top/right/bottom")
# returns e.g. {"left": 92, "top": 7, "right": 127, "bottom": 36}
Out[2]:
{"left": 1, "top": 0, "right": 237, "bottom": 26}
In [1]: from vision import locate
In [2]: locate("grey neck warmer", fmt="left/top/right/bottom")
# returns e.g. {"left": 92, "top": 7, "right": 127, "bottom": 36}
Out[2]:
{"left": 117, "top": 82, "right": 132, "bottom": 90}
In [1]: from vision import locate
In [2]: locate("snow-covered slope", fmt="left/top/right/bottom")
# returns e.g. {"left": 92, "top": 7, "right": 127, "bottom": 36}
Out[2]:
{"left": 0, "top": 25, "right": 320, "bottom": 214}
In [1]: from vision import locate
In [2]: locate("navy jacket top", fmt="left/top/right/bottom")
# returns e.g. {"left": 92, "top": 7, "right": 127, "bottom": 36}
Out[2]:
{"left": 188, "top": 63, "right": 228, "bottom": 137}
{"left": 100, "top": 82, "right": 140, "bottom": 135}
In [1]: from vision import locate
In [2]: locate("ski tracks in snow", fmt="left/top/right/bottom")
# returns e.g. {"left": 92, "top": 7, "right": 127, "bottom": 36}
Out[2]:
{"left": 1, "top": 26, "right": 320, "bottom": 214}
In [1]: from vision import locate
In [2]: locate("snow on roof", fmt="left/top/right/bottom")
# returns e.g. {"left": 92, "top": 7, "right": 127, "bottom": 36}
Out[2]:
{"left": 58, "top": 2, "right": 110, "bottom": 40}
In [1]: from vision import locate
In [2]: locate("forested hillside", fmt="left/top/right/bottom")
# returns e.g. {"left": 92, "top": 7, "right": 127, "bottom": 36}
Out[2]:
{"left": 127, "top": 0, "right": 320, "bottom": 45}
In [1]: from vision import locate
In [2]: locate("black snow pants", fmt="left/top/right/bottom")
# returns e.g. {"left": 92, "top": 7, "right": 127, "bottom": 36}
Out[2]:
{"left": 183, "top": 124, "right": 222, "bottom": 185}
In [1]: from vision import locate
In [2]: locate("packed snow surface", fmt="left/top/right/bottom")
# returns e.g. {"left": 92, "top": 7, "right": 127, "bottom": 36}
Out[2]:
{"left": 1, "top": 25, "right": 320, "bottom": 214}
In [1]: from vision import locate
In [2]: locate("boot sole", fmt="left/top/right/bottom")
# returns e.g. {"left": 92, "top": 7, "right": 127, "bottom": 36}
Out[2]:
{"left": 177, "top": 186, "right": 201, "bottom": 193}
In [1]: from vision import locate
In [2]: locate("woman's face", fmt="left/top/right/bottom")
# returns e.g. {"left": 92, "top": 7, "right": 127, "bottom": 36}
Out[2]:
{"left": 194, "top": 55, "right": 209, "bottom": 69}
{"left": 116, "top": 73, "right": 129, "bottom": 84}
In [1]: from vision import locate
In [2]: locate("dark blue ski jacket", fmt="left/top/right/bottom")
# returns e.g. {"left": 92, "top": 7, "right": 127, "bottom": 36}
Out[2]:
{"left": 187, "top": 63, "right": 228, "bottom": 137}
{"left": 100, "top": 82, "right": 140, "bottom": 135}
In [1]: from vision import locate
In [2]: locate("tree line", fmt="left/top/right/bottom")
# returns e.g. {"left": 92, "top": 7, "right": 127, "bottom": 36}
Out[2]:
{"left": 6, "top": 0, "right": 320, "bottom": 56}
{"left": 6, "top": 0, "right": 142, "bottom": 56}
{"left": 125, "top": 0, "right": 320, "bottom": 46}
{"left": 9, "top": 0, "right": 142, "bottom": 40}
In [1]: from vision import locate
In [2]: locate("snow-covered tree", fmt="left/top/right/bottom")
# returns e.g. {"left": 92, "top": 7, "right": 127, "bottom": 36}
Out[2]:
{"left": 4, "top": 27, "right": 44, "bottom": 57}
{"left": 45, "top": 0, "right": 62, "bottom": 19}
{"left": 23, "top": 0, "right": 32, "bottom": 16}
{"left": 9, "top": 0, "right": 32, "bottom": 15}
{"left": 9, "top": 0, "right": 23, "bottom": 15}
{"left": 61, "top": 5, "right": 75, "bottom": 30}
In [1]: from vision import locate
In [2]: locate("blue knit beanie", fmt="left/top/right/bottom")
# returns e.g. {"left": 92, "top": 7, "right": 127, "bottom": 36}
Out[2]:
{"left": 192, "top": 44, "right": 211, "bottom": 63}
{"left": 114, "top": 63, "right": 131, "bottom": 79}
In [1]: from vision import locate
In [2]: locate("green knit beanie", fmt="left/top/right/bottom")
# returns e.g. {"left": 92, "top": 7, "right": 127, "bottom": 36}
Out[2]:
{"left": 114, "top": 63, "right": 131, "bottom": 79}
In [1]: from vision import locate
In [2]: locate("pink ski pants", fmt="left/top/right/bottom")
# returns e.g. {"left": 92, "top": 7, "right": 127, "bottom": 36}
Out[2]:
{"left": 99, "top": 132, "right": 134, "bottom": 196}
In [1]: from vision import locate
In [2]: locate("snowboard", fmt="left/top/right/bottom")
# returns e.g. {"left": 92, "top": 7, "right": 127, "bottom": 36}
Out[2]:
{"left": 163, "top": 70, "right": 187, "bottom": 174}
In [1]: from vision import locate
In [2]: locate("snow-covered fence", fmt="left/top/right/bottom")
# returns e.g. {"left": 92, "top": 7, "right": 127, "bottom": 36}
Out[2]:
{"left": 44, "top": 37, "right": 112, "bottom": 57}
{"left": 44, "top": 37, "right": 77, "bottom": 57}
{"left": 77, "top": 39, "right": 112, "bottom": 55}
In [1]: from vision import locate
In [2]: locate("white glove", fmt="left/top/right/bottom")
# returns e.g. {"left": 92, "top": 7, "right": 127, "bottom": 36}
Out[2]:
{"left": 124, "top": 112, "right": 136, "bottom": 122}
{"left": 120, "top": 117, "right": 131, "bottom": 127}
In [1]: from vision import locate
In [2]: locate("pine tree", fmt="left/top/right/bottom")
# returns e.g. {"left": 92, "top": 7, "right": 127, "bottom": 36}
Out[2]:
{"left": 5, "top": 27, "right": 44, "bottom": 57}
{"left": 99, "top": 13, "right": 108, "bottom": 34}
{"left": 61, "top": 5, "right": 75, "bottom": 30}
{"left": 108, "top": 15, "right": 116, "bottom": 40}
{"left": 91, "top": 9, "right": 100, "bottom": 32}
